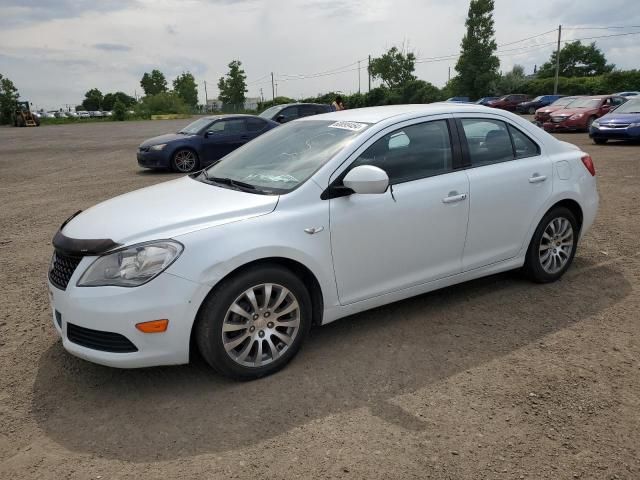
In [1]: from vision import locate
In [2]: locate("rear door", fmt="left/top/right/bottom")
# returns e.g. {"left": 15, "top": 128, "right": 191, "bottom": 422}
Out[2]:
{"left": 202, "top": 118, "right": 248, "bottom": 162}
{"left": 456, "top": 115, "right": 552, "bottom": 271}
{"left": 244, "top": 117, "right": 269, "bottom": 140}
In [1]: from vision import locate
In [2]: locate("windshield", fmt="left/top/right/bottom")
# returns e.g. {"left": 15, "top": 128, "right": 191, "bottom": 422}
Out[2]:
{"left": 612, "top": 100, "right": 640, "bottom": 113}
{"left": 569, "top": 98, "right": 601, "bottom": 109}
{"left": 259, "top": 105, "right": 284, "bottom": 119}
{"left": 178, "top": 117, "right": 214, "bottom": 134}
{"left": 532, "top": 96, "right": 543, "bottom": 102}
{"left": 202, "top": 120, "right": 371, "bottom": 194}
{"left": 552, "top": 97, "right": 575, "bottom": 107}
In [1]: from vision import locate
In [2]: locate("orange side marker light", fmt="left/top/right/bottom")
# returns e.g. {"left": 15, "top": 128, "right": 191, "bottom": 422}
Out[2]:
{"left": 136, "top": 319, "right": 169, "bottom": 333}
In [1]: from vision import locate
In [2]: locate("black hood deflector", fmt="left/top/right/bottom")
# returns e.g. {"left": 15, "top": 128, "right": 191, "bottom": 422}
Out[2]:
{"left": 52, "top": 211, "right": 122, "bottom": 256}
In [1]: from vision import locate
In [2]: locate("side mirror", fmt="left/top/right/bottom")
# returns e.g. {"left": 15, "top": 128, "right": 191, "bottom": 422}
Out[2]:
{"left": 343, "top": 165, "right": 389, "bottom": 195}
{"left": 276, "top": 115, "right": 285, "bottom": 123}
{"left": 205, "top": 130, "right": 218, "bottom": 137}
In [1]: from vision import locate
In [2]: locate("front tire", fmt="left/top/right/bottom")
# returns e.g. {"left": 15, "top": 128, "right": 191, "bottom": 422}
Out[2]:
{"left": 523, "top": 207, "right": 579, "bottom": 283}
{"left": 171, "top": 149, "right": 199, "bottom": 173}
{"left": 586, "top": 116, "right": 596, "bottom": 131}
{"left": 196, "top": 265, "right": 312, "bottom": 380}
{"left": 528, "top": 106, "right": 536, "bottom": 115}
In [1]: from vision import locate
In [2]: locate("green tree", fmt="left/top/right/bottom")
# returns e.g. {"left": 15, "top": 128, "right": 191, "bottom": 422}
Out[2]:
{"left": 140, "top": 69, "right": 168, "bottom": 96}
{"left": 173, "top": 72, "right": 198, "bottom": 108}
{"left": 537, "top": 41, "right": 614, "bottom": 78}
{"left": 103, "top": 91, "right": 136, "bottom": 111}
{"left": 496, "top": 64, "right": 527, "bottom": 94}
{"left": 218, "top": 60, "right": 248, "bottom": 109}
{"left": 454, "top": 0, "right": 500, "bottom": 99}
{"left": 0, "top": 73, "right": 20, "bottom": 124}
{"left": 82, "top": 88, "right": 103, "bottom": 111}
{"left": 112, "top": 100, "right": 126, "bottom": 121}
{"left": 368, "top": 46, "right": 416, "bottom": 89}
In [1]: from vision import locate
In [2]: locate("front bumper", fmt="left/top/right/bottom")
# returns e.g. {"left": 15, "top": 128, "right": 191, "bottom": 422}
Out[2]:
{"left": 48, "top": 258, "right": 210, "bottom": 368}
{"left": 137, "top": 149, "right": 171, "bottom": 169}
{"left": 589, "top": 125, "right": 640, "bottom": 140}
{"left": 543, "top": 119, "right": 587, "bottom": 132}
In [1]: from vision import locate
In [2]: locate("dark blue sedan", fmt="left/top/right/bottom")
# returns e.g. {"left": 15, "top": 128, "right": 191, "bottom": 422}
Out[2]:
{"left": 137, "top": 115, "right": 279, "bottom": 173}
{"left": 589, "top": 98, "right": 640, "bottom": 144}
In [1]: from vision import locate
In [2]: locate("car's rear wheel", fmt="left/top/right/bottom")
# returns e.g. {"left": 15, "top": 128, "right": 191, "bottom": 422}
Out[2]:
{"left": 528, "top": 106, "right": 536, "bottom": 114}
{"left": 171, "top": 149, "right": 199, "bottom": 173}
{"left": 523, "top": 207, "right": 579, "bottom": 283}
{"left": 196, "top": 265, "right": 312, "bottom": 380}
{"left": 586, "top": 116, "right": 596, "bottom": 130}
{"left": 593, "top": 138, "right": 608, "bottom": 145}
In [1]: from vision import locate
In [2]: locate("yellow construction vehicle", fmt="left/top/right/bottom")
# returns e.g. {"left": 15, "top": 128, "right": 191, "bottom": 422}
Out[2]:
{"left": 13, "top": 101, "right": 40, "bottom": 127}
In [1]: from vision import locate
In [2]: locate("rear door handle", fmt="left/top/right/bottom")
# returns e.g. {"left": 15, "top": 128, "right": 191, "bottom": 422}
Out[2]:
{"left": 442, "top": 193, "right": 467, "bottom": 204}
{"left": 528, "top": 174, "right": 547, "bottom": 184}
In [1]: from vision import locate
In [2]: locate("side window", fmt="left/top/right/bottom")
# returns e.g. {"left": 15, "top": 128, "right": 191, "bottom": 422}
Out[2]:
{"left": 350, "top": 120, "right": 453, "bottom": 184}
{"left": 612, "top": 97, "right": 625, "bottom": 106}
{"left": 209, "top": 119, "right": 245, "bottom": 133}
{"left": 316, "top": 105, "right": 330, "bottom": 114}
{"left": 299, "top": 105, "right": 317, "bottom": 117}
{"left": 246, "top": 118, "right": 267, "bottom": 132}
{"left": 279, "top": 106, "right": 299, "bottom": 122}
{"left": 508, "top": 125, "right": 540, "bottom": 159}
{"left": 460, "top": 119, "right": 513, "bottom": 166}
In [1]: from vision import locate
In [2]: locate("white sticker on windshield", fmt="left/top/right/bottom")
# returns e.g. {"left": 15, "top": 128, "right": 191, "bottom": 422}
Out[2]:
{"left": 328, "top": 121, "right": 367, "bottom": 131}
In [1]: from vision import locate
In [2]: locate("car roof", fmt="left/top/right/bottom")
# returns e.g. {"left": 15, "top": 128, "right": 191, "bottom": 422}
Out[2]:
{"left": 202, "top": 114, "right": 262, "bottom": 120}
{"left": 299, "top": 103, "right": 500, "bottom": 124}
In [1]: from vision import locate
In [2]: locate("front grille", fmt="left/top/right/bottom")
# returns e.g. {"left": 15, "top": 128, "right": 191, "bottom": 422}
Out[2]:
{"left": 551, "top": 116, "right": 568, "bottom": 123}
{"left": 49, "top": 251, "right": 82, "bottom": 290}
{"left": 67, "top": 323, "right": 138, "bottom": 353}
{"left": 601, "top": 123, "right": 630, "bottom": 129}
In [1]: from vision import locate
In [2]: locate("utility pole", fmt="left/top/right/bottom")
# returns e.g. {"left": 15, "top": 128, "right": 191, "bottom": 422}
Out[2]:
{"left": 368, "top": 55, "right": 371, "bottom": 92}
{"left": 271, "top": 72, "right": 275, "bottom": 101}
{"left": 358, "top": 60, "right": 361, "bottom": 94}
{"left": 275, "top": 82, "right": 278, "bottom": 97}
{"left": 204, "top": 80, "right": 208, "bottom": 107}
{"left": 260, "top": 88, "right": 264, "bottom": 103}
{"left": 448, "top": 66, "right": 451, "bottom": 82}
{"left": 553, "top": 25, "right": 562, "bottom": 95}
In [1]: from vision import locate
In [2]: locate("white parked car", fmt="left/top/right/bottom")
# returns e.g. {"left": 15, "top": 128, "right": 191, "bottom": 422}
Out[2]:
{"left": 48, "top": 104, "right": 598, "bottom": 379}
{"left": 76, "top": 111, "right": 90, "bottom": 118}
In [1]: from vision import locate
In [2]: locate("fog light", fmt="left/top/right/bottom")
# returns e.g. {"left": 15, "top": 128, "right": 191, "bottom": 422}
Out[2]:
{"left": 135, "top": 319, "right": 169, "bottom": 333}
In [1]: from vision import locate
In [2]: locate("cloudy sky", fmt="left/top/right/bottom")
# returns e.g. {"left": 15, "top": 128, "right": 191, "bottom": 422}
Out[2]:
{"left": 1, "top": 0, "right": 639, "bottom": 110}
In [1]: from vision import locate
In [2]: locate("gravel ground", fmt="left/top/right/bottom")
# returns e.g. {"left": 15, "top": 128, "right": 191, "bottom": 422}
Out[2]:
{"left": 0, "top": 118, "right": 639, "bottom": 479}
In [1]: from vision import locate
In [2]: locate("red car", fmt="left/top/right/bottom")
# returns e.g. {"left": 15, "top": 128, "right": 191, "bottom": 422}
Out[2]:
{"left": 534, "top": 96, "right": 579, "bottom": 124}
{"left": 543, "top": 95, "right": 627, "bottom": 132}
{"left": 487, "top": 94, "right": 530, "bottom": 111}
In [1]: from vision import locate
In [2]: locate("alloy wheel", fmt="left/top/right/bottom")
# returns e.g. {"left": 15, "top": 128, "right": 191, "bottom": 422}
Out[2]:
{"left": 173, "top": 150, "right": 196, "bottom": 172}
{"left": 539, "top": 217, "right": 574, "bottom": 274}
{"left": 222, "top": 283, "right": 301, "bottom": 368}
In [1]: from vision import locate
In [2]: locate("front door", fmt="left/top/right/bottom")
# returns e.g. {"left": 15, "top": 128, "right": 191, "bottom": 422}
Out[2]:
{"left": 203, "top": 118, "right": 247, "bottom": 163}
{"left": 329, "top": 118, "right": 470, "bottom": 305}
{"left": 456, "top": 116, "right": 553, "bottom": 271}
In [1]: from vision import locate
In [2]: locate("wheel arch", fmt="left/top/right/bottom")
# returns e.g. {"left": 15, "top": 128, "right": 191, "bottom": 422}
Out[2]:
{"left": 189, "top": 256, "right": 325, "bottom": 359}
{"left": 549, "top": 198, "right": 583, "bottom": 232}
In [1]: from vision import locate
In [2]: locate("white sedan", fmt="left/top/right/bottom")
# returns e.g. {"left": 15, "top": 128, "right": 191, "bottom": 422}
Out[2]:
{"left": 48, "top": 104, "right": 598, "bottom": 379}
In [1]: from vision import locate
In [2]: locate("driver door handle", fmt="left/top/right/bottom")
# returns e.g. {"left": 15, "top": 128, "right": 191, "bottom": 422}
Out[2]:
{"left": 442, "top": 192, "right": 467, "bottom": 204}
{"left": 528, "top": 174, "right": 547, "bottom": 183}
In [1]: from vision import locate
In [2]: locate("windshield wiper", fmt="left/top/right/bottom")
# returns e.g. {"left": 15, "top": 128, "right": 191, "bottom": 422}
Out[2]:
{"left": 209, "top": 176, "right": 257, "bottom": 191}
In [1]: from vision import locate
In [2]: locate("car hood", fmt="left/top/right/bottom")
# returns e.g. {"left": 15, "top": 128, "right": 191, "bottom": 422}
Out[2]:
{"left": 537, "top": 105, "right": 565, "bottom": 114}
{"left": 62, "top": 176, "right": 279, "bottom": 245}
{"left": 140, "top": 133, "right": 190, "bottom": 147}
{"left": 597, "top": 112, "right": 640, "bottom": 124}
{"left": 552, "top": 107, "right": 596, "bottom": 116}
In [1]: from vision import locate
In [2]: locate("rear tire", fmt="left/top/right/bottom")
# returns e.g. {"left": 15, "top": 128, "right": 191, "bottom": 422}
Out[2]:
{"left": 528, "top": 106, "right": 536, "bottom": 115}
{"left": 593, "top": 138, "right": 608, "bottom": 145}
{"left": 196, "top": 265, "right": 312, "bottom": 380}
{"left": 523, "top": 207, "right": 579, "bottom": 283}
{"left": 171, "top": 149, "right": 199, "bottom": 173}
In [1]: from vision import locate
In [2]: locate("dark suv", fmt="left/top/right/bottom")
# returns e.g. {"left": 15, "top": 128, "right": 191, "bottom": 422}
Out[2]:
{"left": 259, "top": 103, "right": 331, "bottom": 123}
{"left": 487, "top": 94, "right": 530, "bottom": 111}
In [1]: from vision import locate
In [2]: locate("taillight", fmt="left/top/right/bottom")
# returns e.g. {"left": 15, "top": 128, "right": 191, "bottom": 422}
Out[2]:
{"left": 581, "top": 155, "right": 596, "bottom": 176}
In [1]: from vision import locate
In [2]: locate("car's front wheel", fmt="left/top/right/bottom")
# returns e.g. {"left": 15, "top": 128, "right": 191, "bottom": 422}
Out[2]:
{"left": 196, "top": 265, "right": 312, "bottom": 380}
{"left": 523, "top": 207, "right": 579, "bottom": 283}
{"left": 528, "top": 106, "right": 536, "bottom": 114}
{"left": 171, "top": 149, "right": 199, "bottom": 173}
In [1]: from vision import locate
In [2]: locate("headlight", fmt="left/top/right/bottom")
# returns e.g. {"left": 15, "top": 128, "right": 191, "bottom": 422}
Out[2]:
{"left": 150, "top": 143, "right": 167, "bottom": 151}
{"left": 77, "top": 240, "right": 183, "bottom": 287}
{"left": 591, "top": 120, "right": 600, "bottom": 128}
{"left": 569, "top": 113, "right": 585, "bottom": 120}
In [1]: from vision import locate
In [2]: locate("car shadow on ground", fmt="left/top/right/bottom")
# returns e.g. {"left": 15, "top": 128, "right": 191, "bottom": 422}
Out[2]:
{"left": 32, "top": 256, "right": 630, "bottom": 462}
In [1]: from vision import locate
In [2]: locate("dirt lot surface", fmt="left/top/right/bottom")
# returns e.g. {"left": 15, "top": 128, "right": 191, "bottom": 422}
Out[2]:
{"left": 1, "top": 118, "right": 639, "bottom": 479}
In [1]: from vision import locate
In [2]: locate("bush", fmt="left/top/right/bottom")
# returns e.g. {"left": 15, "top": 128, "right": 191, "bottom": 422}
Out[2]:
{"left": 135, "top": 92, "right": 189, "bottom": 118}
